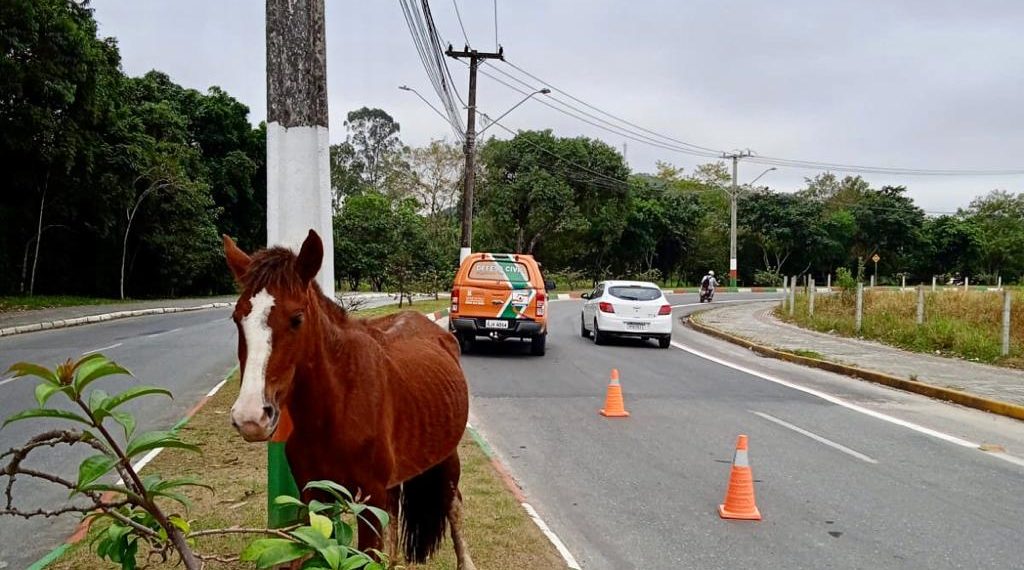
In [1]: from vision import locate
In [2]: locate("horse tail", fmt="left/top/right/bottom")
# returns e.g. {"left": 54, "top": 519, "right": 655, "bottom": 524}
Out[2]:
{"left": 399, "top": 453, "right": 458, "bottom": 563}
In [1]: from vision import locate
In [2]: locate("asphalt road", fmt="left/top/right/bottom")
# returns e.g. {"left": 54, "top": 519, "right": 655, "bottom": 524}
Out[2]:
{"left": 462, "top": 293, "right": 1024, "bottom": 570}
{"left": 0, "top": 307, "right": 235, "bottom": 569}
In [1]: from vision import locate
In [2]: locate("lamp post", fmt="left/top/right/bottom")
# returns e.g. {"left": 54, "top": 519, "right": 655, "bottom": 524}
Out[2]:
{"left": 398, "top": 85, "right": 465, "bottom": 137}
{"left": 398, "top": 85, "right": 550, "bottom": 263}
{"left": 725, "top": 158, "right": 775, "bottom": 287}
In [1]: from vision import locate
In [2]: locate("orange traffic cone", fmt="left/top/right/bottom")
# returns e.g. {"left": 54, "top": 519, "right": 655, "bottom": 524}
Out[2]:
{"left": 718, "top": 435, "right": 762, "bottom": 520}
{"left": 599, "top": 369, "right": 630, "bottom": 417}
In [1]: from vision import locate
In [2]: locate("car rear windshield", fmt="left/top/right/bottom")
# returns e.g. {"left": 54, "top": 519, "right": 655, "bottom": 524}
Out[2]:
{"left": 468, "top": 261, "right": 531, "bottom": 282}
{"left": 608, "top": 286, "right": 662, "bottom": 301}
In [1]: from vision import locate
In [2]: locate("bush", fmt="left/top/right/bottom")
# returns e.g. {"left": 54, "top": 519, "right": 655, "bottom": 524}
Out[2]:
{"left": 835, "top": 267, "right": 856, "bottom": 290}
{"left": 753, "top": 269, "right": 782, "bottom": 287}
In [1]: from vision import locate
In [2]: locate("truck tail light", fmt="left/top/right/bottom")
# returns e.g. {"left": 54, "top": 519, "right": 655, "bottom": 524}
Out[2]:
{"left": 451, "top": 287, "right": 460, "bottom": 313}
{"left": 536, "top": 292, "right": 546, "bottom": 316}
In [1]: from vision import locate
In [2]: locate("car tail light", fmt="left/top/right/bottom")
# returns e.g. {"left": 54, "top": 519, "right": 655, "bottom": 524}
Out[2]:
{"left": 658, "top": 304, "right": 672, "bottom": 315}
{"left": 599, "top": 301, "right": 615, "bottom": 313}
{"left": 536, "top": 292, "right": 546, "bottom": 316}
{"left": 450, "top": 287, "right": 460, "bottom": 313}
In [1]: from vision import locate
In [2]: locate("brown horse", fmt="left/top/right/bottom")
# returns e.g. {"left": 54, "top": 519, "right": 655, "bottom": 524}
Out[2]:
{"left": 223, "top": 229, "right": 475, "bottom": 570}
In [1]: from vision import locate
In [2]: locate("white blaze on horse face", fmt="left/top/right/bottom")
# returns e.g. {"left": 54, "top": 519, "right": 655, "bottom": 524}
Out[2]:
{"left": 231, "top": 289, "right": 276, "bottom": 431}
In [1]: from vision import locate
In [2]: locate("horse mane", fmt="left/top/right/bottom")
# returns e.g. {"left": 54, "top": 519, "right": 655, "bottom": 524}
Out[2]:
{"left": 241, "top": 246, "right": 349, "bottom": 322}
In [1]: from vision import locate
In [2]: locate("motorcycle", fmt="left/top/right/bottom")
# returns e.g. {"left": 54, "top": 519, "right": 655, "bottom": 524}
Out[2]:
{"left": 699, "top": 285, "right": 715, "bottom": 303}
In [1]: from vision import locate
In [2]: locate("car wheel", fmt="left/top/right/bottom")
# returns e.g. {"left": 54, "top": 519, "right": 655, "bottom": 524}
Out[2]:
{"left": 531, "top": 333, "right": 547, "bottom": 356}
{"left": 593, "top": 319, "right": 607, "bottom": 345}
{"left": 580, "top": 314, "right": 591, "bottom": 338}
{"left": 458, "top": 332, "right": 474, "bottom": 354}
{"left": 658, "top": 335, "right": 671, "bottom": 349}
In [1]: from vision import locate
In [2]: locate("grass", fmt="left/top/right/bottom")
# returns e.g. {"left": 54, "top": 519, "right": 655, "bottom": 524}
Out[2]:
{"left": 352, "top": 298, "right": 450, "bottom": 319}
{"left": 0, "top": 295, "right": 122, "bottom": 312}
{"left": 787, "top": 349, "right": 826, "bottom": 360}
{"left": 777, "top": 289, "right": 1023, "bottom": 368}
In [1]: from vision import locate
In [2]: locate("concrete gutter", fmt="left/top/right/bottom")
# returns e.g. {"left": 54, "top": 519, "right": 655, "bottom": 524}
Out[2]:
{"left": 686, "top": 311, "right": 1024, "bottom": 423}
{"left": 0, "top": 303, "right": 233, "bottom": 338}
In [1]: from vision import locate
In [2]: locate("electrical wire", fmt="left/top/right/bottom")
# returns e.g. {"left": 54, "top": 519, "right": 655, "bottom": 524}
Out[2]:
{"left": 451, "top": 0, "right": 470, "bottom": 44}
{"left": 397, "top": 0, "right": 465, "bottom": 139}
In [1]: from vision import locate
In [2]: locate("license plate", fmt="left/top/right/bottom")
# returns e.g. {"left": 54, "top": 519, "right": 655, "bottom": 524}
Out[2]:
{"left": 485, "top": 319, "right": 509, "bottom": 329}
{"left": 625, "top": 322, "right": 649, "bottom": 331}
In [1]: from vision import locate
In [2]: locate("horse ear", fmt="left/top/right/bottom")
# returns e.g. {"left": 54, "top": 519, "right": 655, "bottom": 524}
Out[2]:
{"left": 296, "top": 229, "right": 323, "bottom": 286}
{"left": 223, "top": 234, "right": 251, "bottom": 284}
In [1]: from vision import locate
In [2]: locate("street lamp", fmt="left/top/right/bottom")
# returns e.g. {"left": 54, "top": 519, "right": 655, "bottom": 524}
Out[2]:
{"left": 476, "top": 88, "right": 550, "bottom": 135}
{"left": 725, "top": 163, "right": 776, "bottom": 287}
{"left": 398, "top": 85, "right": 465, "bottom": 138}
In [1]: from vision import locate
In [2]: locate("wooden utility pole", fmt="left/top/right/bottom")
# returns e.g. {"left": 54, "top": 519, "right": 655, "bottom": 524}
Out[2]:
{"left": 446, "top": 45, "right": 504, "bottom": 264}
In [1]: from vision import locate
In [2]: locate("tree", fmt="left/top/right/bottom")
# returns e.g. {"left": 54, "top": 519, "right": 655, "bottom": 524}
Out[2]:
{"left": 965, "top": 190, "right": 1024, "bottom": 280}
{"left": 333, "top": 192, "right": 394, "bottom": 291}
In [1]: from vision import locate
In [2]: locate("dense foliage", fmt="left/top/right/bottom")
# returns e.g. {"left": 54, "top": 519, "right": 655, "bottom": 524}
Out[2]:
{"left": 5, "top": 1, "right": 1023, "bottom": 299}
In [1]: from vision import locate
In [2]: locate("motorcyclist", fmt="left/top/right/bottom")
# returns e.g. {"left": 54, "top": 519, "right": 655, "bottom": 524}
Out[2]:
{"left": 700, "top": 271, "right": 718, "bottom": 300}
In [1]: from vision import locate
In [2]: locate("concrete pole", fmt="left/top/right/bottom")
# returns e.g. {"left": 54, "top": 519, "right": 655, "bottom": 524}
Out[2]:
{"left": 809, "top": 277, "right": 816, "bottom": 317}
{"left": 998, "top": 275, "right": 1002, "bottom": 290}
{"left": 855, "top": 282, "right": 864, "bottom": 334}
{"left": 266, "top": 0, "right": 334, "bottom": 298}
{"left": 729, "top": 156, "right": 738, "bottom": 288}
{"left": 781, "top": 275, "right": 788, "bottom": 310}
{"left": 902, "top": 275, "right": 906, "bottom": 289}
{"left": 916, "top": 285, "right": 925, "bottom": 325}
{"left": 827, "top": 273, "right": 831, "bottom": 291}
{"left": 789, "top": 275, "right": 796, "bottom": 316}
{"left": 932, "top": 275, "right": 937, "bottom": 292}
{"left": 265, "top": 0, "right": 331, "bottom": 531}
{"left": 964, "top": 276, "right": 969, "bottom": 292}
{"left": 870, "top": 274, "right": 875, "bottom": 288}
{"left": 1003, "top": 290, "right": 1012, "bottom": 357}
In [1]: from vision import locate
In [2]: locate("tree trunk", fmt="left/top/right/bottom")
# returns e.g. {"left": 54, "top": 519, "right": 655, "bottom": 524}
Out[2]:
{"left": 29, "top": 181, "right": 47, "bottom": 296}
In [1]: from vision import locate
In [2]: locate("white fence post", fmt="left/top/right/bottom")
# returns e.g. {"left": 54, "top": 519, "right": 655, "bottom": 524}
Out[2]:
{"left": 932, "top": 275, "right": 937, "bottom": 292}
{"left": 901, "top": 275, "right": 906, "bottom": 289}
{"left": 916, "top": 285, "right": 925, "bottom": 325}
{"left": 789, "top": 275, "right": 796, "bottom": 316}
{"left": 855, "top": 283, "right": 864, "bottom": 334}
{"left": 964, "top": 276, "right": 969, "bottom": 292}
{"left": 809, "top": 277, "right": 816, "bottom": 317}
{"left": 827, "top": 273, "right": 831, "bottom": 291}
{"left": 870, "top": 274, "right": 876, "bottom": 288}
{"left": 998, "top": 275, "right": 1002, "bottom": 290}
{"left": 1003, "top": 290, "right": 1012, "bottom": 357}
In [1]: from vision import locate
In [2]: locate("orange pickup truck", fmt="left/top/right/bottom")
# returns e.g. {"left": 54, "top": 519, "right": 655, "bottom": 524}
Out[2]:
{"left": 449, "top": 253, "right": 555, "bottom": 356}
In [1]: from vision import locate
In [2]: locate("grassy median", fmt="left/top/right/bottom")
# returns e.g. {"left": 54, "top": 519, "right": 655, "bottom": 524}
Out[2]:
{"left": 777, "top": 289, "right": 1023, "bottom": 368}
{"left": 50, "top": 304, "right": 564, "bottom": 569}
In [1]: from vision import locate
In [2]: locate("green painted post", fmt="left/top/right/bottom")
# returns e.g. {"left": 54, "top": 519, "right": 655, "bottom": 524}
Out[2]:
{"left": 268, "top": 411, "right": 301, "bottom": 528}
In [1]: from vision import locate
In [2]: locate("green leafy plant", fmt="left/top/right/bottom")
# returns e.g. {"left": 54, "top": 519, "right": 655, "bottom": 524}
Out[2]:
{"left": 1, "top": 355, "right": 396, "bottom": 570}
{"left": 243, "top": 480, "right": 394, "bottom": 570}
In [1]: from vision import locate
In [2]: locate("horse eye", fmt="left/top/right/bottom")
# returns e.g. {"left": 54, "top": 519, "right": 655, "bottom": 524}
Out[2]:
{"left": 290, "top": 313, "right": 304, "bottom": 330}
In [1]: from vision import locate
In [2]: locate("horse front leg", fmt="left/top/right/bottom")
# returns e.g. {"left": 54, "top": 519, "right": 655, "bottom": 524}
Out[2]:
{"left": 356, "top": 485, "right": 389, "bottom": 557}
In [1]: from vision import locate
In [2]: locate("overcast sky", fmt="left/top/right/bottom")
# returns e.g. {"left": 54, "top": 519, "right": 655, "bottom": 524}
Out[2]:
{"left": 91, "top": 0, "right": 1024, "bottom": 212}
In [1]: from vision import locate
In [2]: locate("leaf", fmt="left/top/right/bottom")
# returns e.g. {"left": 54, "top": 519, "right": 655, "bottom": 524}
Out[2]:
{"left": 89, "top": 389, "right": 109, "bottom": 413}
{"left": 273, "top": 495, "right": 307, "bottom": 508}
{"left": 7, "top": 362, "right": 59, "bottom": 385}
{"left": 74, "top": 356, "right": 132, "bottom": 394}
{"left": 241, "top": 538, "right": 311, "bottom": 569}
{"left": 334, "top": 520, "right": 354, "bottom": 547}
{"left": 150, "top": 490, "right": 192, "bottom": 509}
{"left": 150, "top": 477, "right": 212, "bottom": 493}
{"left": 303, "top": 480, "right": 354, "bottom": 503}
{"left": 290, "top": 526, "right": 330, "bottom": 549}
{"left": 111, "top": 411, "right": 136, "bottom": 439}
{"left": 34, "top": 383, "right": 62, "bottom": 407}
{"left": 309, "top": 512, "right": 333, "bottom": 539}
{"left": 317, "top": 544, "right": 345, "bottom": 570}
{"left": 308, "top": 499, "right": 334, "bottom": 514}
{"left": 77, "top": 454, "right": 117, "bottom": 490}
{"left": 3, "top": 408, "right": 92, "bottom": 429}
{"left": 100, "top": 386, "right": 172, "bottom": 412}
{"left": 341, "top": 554, "right": 374, "bottom": 570}
{"left": 125, "top": 430, "right": 199, "bottom": 458}
{"left": 168, "top": 514, "right": 190, "bottom": 534}
{"left": 364, "top": 506, "right": 390, "bottom": 530}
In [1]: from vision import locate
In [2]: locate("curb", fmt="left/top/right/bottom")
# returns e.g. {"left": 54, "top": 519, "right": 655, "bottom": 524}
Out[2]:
{"left": 0, "top": 303, "right": 234, "bottom": 338}
{"left": 686, "top": 312, "right": 1024, "bottom": 423}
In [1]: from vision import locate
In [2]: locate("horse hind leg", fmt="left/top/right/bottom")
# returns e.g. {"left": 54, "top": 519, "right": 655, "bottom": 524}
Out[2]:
{"left": 448, "top": 486, "right": 477, "bottom": 570}
{"left": 432, "top": 451, "right": 477, "bottom": 570}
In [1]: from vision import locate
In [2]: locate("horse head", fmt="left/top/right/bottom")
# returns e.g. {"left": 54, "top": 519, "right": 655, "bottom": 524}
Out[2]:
{"left": 222, "top": 229, "right": 323, "bottom": 442}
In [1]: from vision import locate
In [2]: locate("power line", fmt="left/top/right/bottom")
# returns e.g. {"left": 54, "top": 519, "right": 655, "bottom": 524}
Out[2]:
{"left": 397, "top": 0, "right": 465, "bottom": 139}
{"left": 497, "top": 58, "right": 1024, "bottom": 178}
{"left": 450, "top": 0, "right": 469, "bottom": 44}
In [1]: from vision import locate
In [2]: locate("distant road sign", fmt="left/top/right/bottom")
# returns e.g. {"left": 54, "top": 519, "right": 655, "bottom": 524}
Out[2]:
{"left": 871, "top": 254, "right": 881, "bottom": 263}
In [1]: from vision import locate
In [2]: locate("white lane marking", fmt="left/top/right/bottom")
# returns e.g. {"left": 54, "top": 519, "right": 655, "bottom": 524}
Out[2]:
{"left": 670, "top": 298, "right": 781, "bottom": 309}
{"left": 205, "top": 365, "right": 237, "bottom": 398}
{"left": 142, "top": 327, "right": 182, "bottom": 339}
{"left": 523, "top": 503, "right": 582, "bottom": 570}
{"left": 670, "top": 340, "right": 1024, "bottom": 468}
{"left": 232, "top": 289, "right": 275, "bottom": 425}
{"left": 82, "top": 342, "right": 122, "bottom": 355}
{"left": 752, "top": 411, "right": 878, "bottom": 464}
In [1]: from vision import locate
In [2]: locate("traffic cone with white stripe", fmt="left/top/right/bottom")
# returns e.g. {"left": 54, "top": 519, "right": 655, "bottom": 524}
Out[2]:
{"left": 599, "top": 369, "right": 630, "bottom": 417}
{"left": 718, "top": 434, "right": 762, "bottom": 520}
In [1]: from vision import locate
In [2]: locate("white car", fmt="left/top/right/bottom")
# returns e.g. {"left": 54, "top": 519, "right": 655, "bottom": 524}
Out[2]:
{"left": 580, "top": 280, "right": 674, "bottom": 348}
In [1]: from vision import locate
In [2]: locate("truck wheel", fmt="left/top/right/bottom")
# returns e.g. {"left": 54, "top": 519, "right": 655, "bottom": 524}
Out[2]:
{"left": 458, "top": 332, "right": 474, "bottom": 354}
{"left": 531, "top": 333, "right": 547, "bottom": 356}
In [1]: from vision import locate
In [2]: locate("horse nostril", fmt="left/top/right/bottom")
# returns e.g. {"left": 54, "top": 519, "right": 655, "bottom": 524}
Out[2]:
{"left": 263, "top": 405, "right": 276, "bottom": 420}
